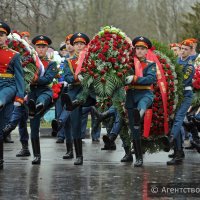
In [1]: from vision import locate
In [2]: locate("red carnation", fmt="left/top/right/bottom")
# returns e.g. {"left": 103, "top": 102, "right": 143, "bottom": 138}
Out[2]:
{"left": 114, "top": 66, "right": 119, "bottom": 70}
{"left": 160, "top": 59, "right": 166, "bottom": 63}
{"left": 101, "top": 77, "right": 106, "bottom": 83}
{"left": 100, "top": 69, "right": 106, "bottom": 75}
{"left": 93, "top": 74, "right": 98, "bottom": 79}
{"left": 117, "top": 72, "right": 123, "bottom": 77}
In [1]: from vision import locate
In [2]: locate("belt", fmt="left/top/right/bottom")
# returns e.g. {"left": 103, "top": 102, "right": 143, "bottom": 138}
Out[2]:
{"left": 184, "top": 86, "right": 192, "bottom": 90}
{"left": 0, "top": 73, "right": 14, "bottom": 78}
{"left": 128, "top": 85, "right": 151, "bottom": 90}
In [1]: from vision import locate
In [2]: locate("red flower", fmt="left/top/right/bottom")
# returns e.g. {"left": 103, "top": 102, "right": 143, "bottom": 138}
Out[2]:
{"left": 93, "top": 74, "right": 98, "bottom": 79}
{"left": 100, "top": 69, "right": 106, "bottom": 75}
{"left": 101, "top": 77, "right": 106, "bottom": 83}
{"left": 160, "top": 59, "right": 166, "bottom": 63}
{"left": 117, "top": 72, "right": 123, "bottom": 77}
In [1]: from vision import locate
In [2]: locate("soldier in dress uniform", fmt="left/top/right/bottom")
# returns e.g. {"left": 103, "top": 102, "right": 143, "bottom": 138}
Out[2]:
{"left": 167, "top": 40, "right": 195, "bottom": 165}
{"left": 61, "top": 32, "right": 90, "bottom": 165}
{"left": 125, "top": 36, "right": 157, "bottom": 167}
{"left": 2, "top": 31, "right": 32, "bottom": 157}
{"left": 0, "top": 22, "right": 25, "bottom": 169}
{"left": 28, "top": 35, "right": 58, "bottom": 164}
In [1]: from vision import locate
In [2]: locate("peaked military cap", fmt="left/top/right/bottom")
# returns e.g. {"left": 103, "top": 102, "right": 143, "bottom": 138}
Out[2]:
{"left": 0, "top": 21, "right": 11, "bottom": 35}
{"left": 65, "top": 34, "right": 73, "bottom": 42}
{"left": 132, "top": 36, "right": 152, "bottom": 49}
{"left": 70, "top": 33, "right": 90, "bottom": 45}
{"left": 32, "top": 35, "right": 52, "bottom": 45}
{"left": 60, "top": 44, "right": 66, "bottom": 51}
{"left": 181, "top": 39, "right": 193, "bottom": 48}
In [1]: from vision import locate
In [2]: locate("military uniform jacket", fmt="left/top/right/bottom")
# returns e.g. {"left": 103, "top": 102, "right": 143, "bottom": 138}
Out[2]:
{"left": 63, "top": 55, "right": 82, "bottom": 100}
{"left": 177, "top": 57, "right": 195, "bottom": 88}
{"left": 30, "top": 57, "right": 58, "bottom": 97}
{"left": 125, "top": 60, "right": 157, "bottom": 109}
{"left": 0, "top": 47, "right": 25, "bottom": 103}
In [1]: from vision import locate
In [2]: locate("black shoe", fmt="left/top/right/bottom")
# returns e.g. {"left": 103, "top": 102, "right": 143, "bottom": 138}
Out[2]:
{"left": 32, "top": 156, "right": 41, "bottom": 165}
{"left": 191, "top": 140, "right": 200, "bottom": 153}
{"left": 56, "top": 138, "right": 64, "bottom": 143}
{"left": 92, "top": 139, "right": 100, "bottom": 143}
{"left": 102, "top": 135, "right": 117, "bottom": 150}
{"left": 28, "top": 99, "right": 36, "bottom": 118}
{"left": 16, "top": 149, "right": 31, "bottom": 157}
{"left": 133, "top": 139, "right": 143, "bottom": 167}
{"left": 31, "top": 138, "right": 41, "bottom": 165}
{"left": 63, "top": 141, "right": 73, "bottom": 159}
{"left": 74, "top": 156, "right": 83, "bottom": 165}
{"left": 51, "top": 119, "right": 62, "bottom": 132}
{"left": 121, "top": 146, "right": 133, "bottom": 162}
{"left": 63, "top": 152, "right": 74, "bottom": 159}
{"left": 101, "top": 145, "right": 110, "bottom": 150}
{"left": 167, "top": 150, "right": 184, "bottom": 165}
{"left": 168, "top": 150, "right": 185, "bottom": 158}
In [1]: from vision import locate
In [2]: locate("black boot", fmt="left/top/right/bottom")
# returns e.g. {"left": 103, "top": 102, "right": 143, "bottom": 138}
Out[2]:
{"left": 74, "top": 139, "right": 83, "bottom": 165}
{"left": 109, "top": 134, "right": 117, "bottom": 150}
{"left": 62, "top": 93, "right": 84, "bottom": 111}
{"left": 31, "top": 138, "right": 41, "bottom": 165}
{"left": 121, "top": 146, "right": 133, "bottom": 162}
{"left": 167, "top": 140, "right": 184, "bottom": 165}
{"left": 63, "top": 140, "right": 74, "bottom": 159}
{"left": 168, "top": 148, "right": 185, "bottom": 158}
{"left": 28, "top": 99, "right": 36, "bottom": 118}
{"left": 0, "top": 139, "right": 3, "bottom": 170}
{"left": 51, "top": 119, "right": 62, "bottom": 132}
{"left": 4, "top": 134, "right": 14, "bottom": 143}
{"left": 16, "top": 141, "right": 31, "bottom": 157}
{"left": 102, "top": 134, "right": 117, "bottom": 150}
{"left": 133, "top": 139, "right": 143, "bottom": 167}
{"left": 190, "top": 140, "right": 200, "bottom": 153}
{"left": 160, "top": 136, "right": 170, "bottom": 152}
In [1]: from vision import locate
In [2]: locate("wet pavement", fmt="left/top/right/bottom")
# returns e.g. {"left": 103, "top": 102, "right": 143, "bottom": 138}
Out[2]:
{"left": 0, "top": 129, "right": 200, "bottom": 200}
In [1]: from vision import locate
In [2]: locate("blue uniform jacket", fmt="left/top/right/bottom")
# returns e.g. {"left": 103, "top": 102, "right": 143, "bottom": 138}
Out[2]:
{"left": 30, "top": 58, "right": 58, "bottom": 98}
{"left": 63, "top": 55, "right": 82, "bottom": 100}
{"left": 125, "top": 60, "right": 157, "bottom": 109}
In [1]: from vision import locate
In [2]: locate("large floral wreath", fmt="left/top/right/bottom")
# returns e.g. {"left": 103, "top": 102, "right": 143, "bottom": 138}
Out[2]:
{"left": 80, "top": 26, "right": 134, "bottom": 101}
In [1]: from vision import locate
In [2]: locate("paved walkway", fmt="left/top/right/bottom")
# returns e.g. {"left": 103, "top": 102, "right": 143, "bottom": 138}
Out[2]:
{"left": 0, "top": 130, "right": 199, "bottom": 200}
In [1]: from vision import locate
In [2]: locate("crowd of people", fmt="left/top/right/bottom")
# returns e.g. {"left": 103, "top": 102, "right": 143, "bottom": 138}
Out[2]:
{"left": 0, "top": 21, "right": 199, "bottom": 170}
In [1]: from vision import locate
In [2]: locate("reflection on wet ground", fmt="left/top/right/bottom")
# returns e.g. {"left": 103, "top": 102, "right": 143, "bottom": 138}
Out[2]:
{"left": 0, "top": 133, "right": 199, "bottom": 200}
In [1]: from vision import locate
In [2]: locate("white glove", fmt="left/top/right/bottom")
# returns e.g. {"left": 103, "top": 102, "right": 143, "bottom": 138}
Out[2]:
{"left": 125, "top": 75, "right": 134, "bottom": 84}
{"left": 60, "top": 81, "right": 68, "bottom": 87}
{"left": 14, "top": 101, "right": 22, "bottom": 107}
{"left": 78, "top": 74, "right": 84, "bottom": 81}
